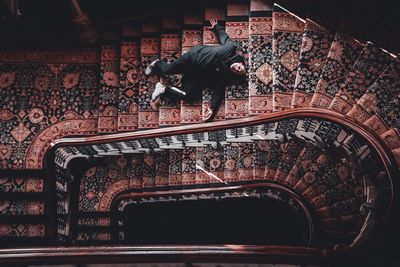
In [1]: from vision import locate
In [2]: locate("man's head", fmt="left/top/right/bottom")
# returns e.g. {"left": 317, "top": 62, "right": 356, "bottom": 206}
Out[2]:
{"left": 230, "top": 62, "right": 246, "bottom": 75}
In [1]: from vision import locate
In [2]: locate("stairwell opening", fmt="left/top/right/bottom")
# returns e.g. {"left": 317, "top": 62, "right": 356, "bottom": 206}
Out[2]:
{"left": 123, "top": 189, "right": 311, "bottom": 246}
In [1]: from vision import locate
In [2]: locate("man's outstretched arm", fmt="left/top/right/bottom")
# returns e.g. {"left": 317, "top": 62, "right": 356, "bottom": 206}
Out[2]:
{"left": 203, "top": 80, "right": 226, "bottom": 122}
{"left": 209, "top": 19, "right": 231, "bottom": 45}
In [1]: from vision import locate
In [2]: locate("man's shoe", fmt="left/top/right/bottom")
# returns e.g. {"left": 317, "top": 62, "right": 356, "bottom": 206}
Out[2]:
{"left": 151, "top": 82, "right": 167, "bottom": 101}
{"left": 145, "top": 59, "right": 159, "bottom": 75}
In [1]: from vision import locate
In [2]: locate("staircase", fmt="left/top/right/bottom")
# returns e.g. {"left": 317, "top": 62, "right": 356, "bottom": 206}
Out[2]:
{"left": 91, "top": 0, "right": 400, "bottom": 165}
{"left": 0, "top": 0, "right": 399, "bottom": 263}
{"left": 52, "top": 115, "right": 391, "bottom": 248}
{"left": 0, "top": 170, "right": 47, "bottom": 245}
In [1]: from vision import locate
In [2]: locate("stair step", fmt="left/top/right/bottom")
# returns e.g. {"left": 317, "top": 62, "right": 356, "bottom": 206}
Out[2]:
{"left": 117, "top": 24, "right": 140, "bottom": 132}
{"left": 293, "top": 152, "right": 332, "bottom": 194}
{"left": 159, "top": 16, "right": 183, "bottom": 126}
{"left": 142, "top": 151, "right": 157, "bottom": 188}
{"left": 329, "top": 42, "right": 393, "bottom": 114}
{"left": 77, "top": 216, "right": 111, "bottom": 227}
{"left": 310, "top": 180, "right": 365, "bottom": 209}
{"left": 129, "top": 153, "right": 144, "bottom": 189}
{"left": 202, "top": 7, "right": 226, "bottom": 121}
{"left": 97, "top": 27, "right": 121, "bottom": 133}
{"left": 380, "top": 129, "right": 400, "bottom": 164}
{"left": 322, "top": 214, "right": 365, "bottom": 231}
{"left": 291, "top": 19, "right": 334, "bottom": 108}
{"left": 248, "top": 0, "right": 273, "bottom": 115}
{"left": 271, "top": 4, "right": 305, "bottom": 111}
{"left": 155, "top": 150, "right": 169, "bottom": 187}
{"left": 0, "top": 200, "right": 45, "bottom": 215}
{"left": 253, "top": 140, "right": 270, "bottom": 180}
{"left": 180, "top": 11, "right": 204, "bottom": 124}
{"left": 311, "top": 33, "right": 364, "bottom": 108}
{"left": 0, "top": 223, "right": 45, "bottom": 238}
{"left": 224, "top": 1, "right": 250, "bottom": 118}
{"left": 0, "top": 176, "right": 44, "bottom": 193}
{"left": 76, "top": 230, "right": 112, "bottom": 243}
{"left": 168, "top": 149, "right": 183, "bottom": 186}
{"left": 284, "top": 145, "right": 317, "bottom": 188}
{"left": 194, "top": 144, "right": 226, "bottom": 184}
{"left": 263, "top": 139, "right": 282, "bottom": 179}
{"left": 273, "top": 138, "right": 305, "bottom": 183}
{"left": 181, "top": 147, "right": 197, "bottom": 185}
{"left": 348, "top": 55, "right": 400, "bottom": 131}
{"left": 138, "top": 21, "right": 162, "bottom": 129}
{"left": 303, "top": 160, "right": 353, "bottom": 200}
{"left": 224, "top": 142, "right": 255, "bottom": 182}
{"left": 317, "top": 197, "right": 365, "bottom": 219}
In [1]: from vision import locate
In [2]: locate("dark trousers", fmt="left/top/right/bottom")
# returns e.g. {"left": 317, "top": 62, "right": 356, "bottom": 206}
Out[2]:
{"left": 154, "top": 53, "right": 202, "bottom": 103}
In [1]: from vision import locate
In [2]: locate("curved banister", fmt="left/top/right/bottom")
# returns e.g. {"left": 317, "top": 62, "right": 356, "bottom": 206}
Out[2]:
{"left": 0, "top": 245, "right": 329, "bottom": 265}
{"left": 111, "top": 182, "right": 316, "bottom": 246}
{"left": 44, "top": 108, "right": 399, "bottom": 257}
{"left": 49, "top": 108, "right": 399, "bottom": 217}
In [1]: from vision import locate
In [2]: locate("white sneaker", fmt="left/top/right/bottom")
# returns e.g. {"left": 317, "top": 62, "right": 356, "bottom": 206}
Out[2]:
{"left": 145, "top": 59, "right": 159, "bottom": 75}
{"left": 151, "top": 82, "right": 167, "bottom": 101}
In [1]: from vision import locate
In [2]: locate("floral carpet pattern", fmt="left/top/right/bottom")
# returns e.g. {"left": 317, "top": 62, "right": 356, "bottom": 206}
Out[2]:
{"left": 0, "top": 1, "right": 398, "bottom": 247}
{"left": 291, "top": 19, "right": 333, "bottom": 108}
{"left": 248, "top": 9, "right": 274, "bottom": 114}
{"left": 0, "top": 50, "right": 99, "bottom": 169}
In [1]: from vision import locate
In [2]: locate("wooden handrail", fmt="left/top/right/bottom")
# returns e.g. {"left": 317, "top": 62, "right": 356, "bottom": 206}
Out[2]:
{"left": 49, "top": 107, "right": 398, "bottom": 216}
{"left": 45, "top": 108, "right": 399, "bottom": 256}
{"left": 0, "top": 245, "right": 329, "bottom": 265}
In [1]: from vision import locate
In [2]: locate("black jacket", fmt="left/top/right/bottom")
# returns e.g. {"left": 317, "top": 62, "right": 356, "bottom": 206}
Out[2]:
{"left": 186, "top": 25, "right": 245, "bottom": 111}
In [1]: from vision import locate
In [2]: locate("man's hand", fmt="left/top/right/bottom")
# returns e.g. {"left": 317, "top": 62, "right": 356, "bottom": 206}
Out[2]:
{"left": 209, "top": 19, "right": 218, "bottom": 28}
{"left": 150, "top": 98, "right": 160, "bottom": 110}
{"left": 203, "top": 108, "right": 215, "bottom": 122}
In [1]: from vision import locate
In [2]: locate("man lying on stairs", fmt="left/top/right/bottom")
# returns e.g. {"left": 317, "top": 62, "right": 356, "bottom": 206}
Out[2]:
{"left": 146, "top": 19, "right": 246, "bottom": 122}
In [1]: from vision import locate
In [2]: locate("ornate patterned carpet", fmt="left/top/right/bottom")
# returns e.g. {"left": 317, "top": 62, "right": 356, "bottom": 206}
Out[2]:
{"left": 0, "top": 0, "right": 399, "bottom": 251}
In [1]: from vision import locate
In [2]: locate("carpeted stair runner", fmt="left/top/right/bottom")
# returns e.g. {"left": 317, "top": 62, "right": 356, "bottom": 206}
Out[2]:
{"left": 158, "top": 16, "right": 183, "bottom": 126}
{"left": 224, "top": 1, "right": 250, "bottom": 118}
{"left": 248, "top": 0, "right": 273, "bottom": 114}
{"left": 0, "top": 172, "right": 46, "bottom": 244}
{"left": 4, "top": 0, "right": 400, "bottom": 249}
{"left": 69, "top": 127, "right": 370, "bottom": 245}
{"left": 202, "top": 7, "right": 227, "bottom": 121}
{"left": 117, "top": 24, "right": 140, "bottom": 131}
{"left": 329, "top": 42, "right": 393, "bottom": 114}
{"left": 291, "top": 19, "right": 333, "bottom": 108}
{"left": 97, "top": 28, "right": 121, "bottom": 133}
{"left": 271, "top": 4, "right": 305, "bottom": 111}
{"left": 311, "top": 33, "right": 364, "bottom": 108}
{"left": 180, "top": 11, "right": 204, "bottom": 124}
{"left": 138, "top": 21, "right": 161, "bottom": 129}
{"left": 110, "top": 0, "right": 400, "bottom": 165}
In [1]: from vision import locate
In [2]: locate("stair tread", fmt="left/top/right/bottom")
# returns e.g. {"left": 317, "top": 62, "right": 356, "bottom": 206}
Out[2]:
{"left": 291, "top": 19, "right": 334, "bottom": 108}
{"left": 97, "top": 34, "right": 121, "bottom": 133}
{"left": 311, "top": 32, "right": 364, "bottom": 109}
{"left": 248, "top": 5, "right": 274, "bottom": 114}
{"left": 224, "top": 2, "right": 250, "bottom": 118}
{"left": 180, "top": 12, "right": 204, "bottom": 124}
{"left": 201, "top": 7, "right": 226, "bottom": 122}
{"left": 329, "top": 42, "right": 393, "bottom": 114}
{"left": 349, "top": 55, "right": 400, "bottom": 130}
{"left": 159, "top": 16, "right": 183, "bottom": 126}
{"left": 117, "top": 25, "right": 140, "bottom": 132}
{"left": 271, "top": 4, "right": 305, "bottom": 111}
{"left": 138, "top": 22, "right": 162, "bottom": 129}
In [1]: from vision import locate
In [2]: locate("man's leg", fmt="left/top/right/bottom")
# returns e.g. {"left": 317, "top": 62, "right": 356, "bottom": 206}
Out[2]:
{"left": 154, "top": 75, "right": 201, "bottom": 103}
{"left": 151, "top": 81, "right": 189, "bottom": 103}
{"left": 146, "top": 52, "right": 191, "bottom": 76}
